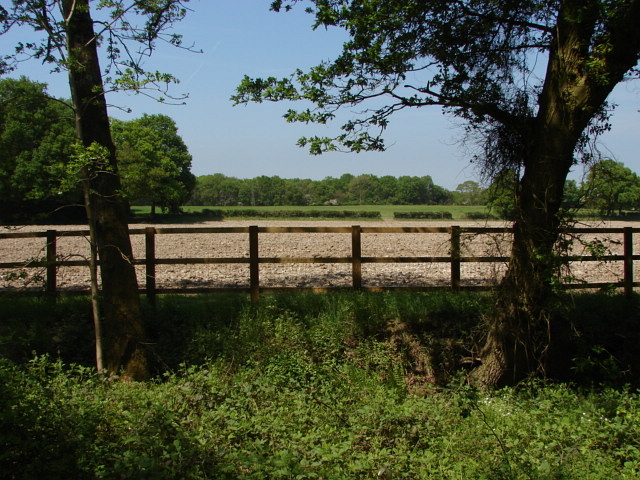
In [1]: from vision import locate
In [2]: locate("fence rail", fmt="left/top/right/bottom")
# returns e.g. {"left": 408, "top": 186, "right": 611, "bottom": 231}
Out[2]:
{"left": 1, "top": 225, "right": 639, "bottom": 300}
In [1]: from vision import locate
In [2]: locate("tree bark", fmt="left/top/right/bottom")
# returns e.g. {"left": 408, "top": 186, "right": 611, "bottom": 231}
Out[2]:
{"left": 474, "top": 0, "right": 640, "bottom": 387}
{"left": 475, "top": 147, "right": 571, "bottom": 387}
{"left": 63, "top": 0, "right": 150, "bottom": 380}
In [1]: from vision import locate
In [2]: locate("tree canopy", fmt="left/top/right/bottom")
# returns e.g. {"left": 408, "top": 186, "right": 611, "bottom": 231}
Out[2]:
{"left": 584, "top": 158, "right": 640, "bottom": 216}
{"left": 111, "top": 114, "right": 195, "bottom": 214}
{"left": 0, "top": 76, "right": 77, "bottom": 222}
{"left": 236, "top": 1, "right": 638, "bottom": 160}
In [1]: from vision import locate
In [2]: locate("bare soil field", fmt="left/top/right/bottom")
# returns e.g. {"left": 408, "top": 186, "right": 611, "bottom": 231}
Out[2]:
{"left": 1, "top": 219, "right": 637, "bottom": 292}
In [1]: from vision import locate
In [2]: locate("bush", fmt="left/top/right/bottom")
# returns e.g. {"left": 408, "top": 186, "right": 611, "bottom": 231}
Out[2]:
{"left": 220, "top": 209, "right": 381, "bottom": 219}
{"left": 394, "top": 211, "right": 453, "bottom": 219}
{"left": 464, "top": 211, "right": 498, "bottom": 220}
{"left": 2, "top": 292, "right": 640, "bottom": 478}
{"left": 1, "top": 356, "right": 639, "bottom": 479}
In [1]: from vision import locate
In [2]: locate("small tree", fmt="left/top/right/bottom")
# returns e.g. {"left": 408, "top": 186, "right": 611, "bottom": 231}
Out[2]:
{"left": 455, "top": 180, "right": 485, "bottom": 206}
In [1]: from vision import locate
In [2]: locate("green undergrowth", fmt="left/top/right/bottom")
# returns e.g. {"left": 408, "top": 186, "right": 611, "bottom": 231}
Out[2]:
{"left": 1, "top": 291, "right": 639, "bottom": 478}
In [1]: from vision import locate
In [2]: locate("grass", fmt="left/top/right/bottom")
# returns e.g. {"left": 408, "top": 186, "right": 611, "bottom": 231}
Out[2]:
{"left": 1, "top": 291, "right": 639, "bottom": 478}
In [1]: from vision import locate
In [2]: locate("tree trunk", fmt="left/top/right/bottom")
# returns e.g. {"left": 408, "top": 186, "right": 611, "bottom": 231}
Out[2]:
{"left": 474, "top": 153, "right": 571, "bottom": 387}
{"left": 64, "top": 0, "right": 150, "bottom": 380}
{"left": 474, "top": 0, "right": 640, "bottom": 387}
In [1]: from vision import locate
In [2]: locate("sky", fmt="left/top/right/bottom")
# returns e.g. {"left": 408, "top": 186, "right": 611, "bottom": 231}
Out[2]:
{"left": 2, "top": 0, "right": 639, "bottom": 191}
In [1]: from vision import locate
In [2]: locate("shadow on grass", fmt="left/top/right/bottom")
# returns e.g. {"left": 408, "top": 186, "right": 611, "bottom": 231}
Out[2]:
{"left": 1, "top": 291, "right": 638, "bottom": 387}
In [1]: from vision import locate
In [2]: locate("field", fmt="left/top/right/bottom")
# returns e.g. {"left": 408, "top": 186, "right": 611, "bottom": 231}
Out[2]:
{"left": 1, "top": 218, "right": 635, "bottom": 292}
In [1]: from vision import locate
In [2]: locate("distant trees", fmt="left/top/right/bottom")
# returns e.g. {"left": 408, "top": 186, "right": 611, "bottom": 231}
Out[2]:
{"left": 111, "top": 114, "right": 195, "bottom": 215}
{"left": 454, "top": 181, "right": 485, "bottom": 206}
{"left": 583, "top": 159, "right": 640, "bottom": 216}
{"left": 189, "top": 173, "right": 456, "bottom": 206}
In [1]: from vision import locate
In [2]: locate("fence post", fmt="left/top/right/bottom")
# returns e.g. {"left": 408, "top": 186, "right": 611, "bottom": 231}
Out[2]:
{"left": 352, "top": 225, "right": 362, "bottom": 290}
{"left": 249, "top": 226, "right": 260, "bottom": 302}
{"left": 145, "top": 227, "right": 157, "bottom": 305}
{"left": 46, "top": 230, "right": 57, "bottom": 295}
{"left": 451, "top": 226, "right": 461, "bottom": 291}
{"left": 623, "top": 227, "right": 633, "bottom": 298}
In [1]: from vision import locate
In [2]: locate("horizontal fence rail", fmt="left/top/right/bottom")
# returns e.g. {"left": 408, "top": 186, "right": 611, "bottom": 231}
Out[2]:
{"left": 1, "top": 225, "right": 639, "bottom": 300}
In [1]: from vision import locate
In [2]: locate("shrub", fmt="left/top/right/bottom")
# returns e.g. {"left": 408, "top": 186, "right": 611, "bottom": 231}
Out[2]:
{"left": 464, "top": 211, "right": 498, "bottom": 220}
{"left": 1, "top": 356, "right": 639, "bottom": 479}
{"left": 394, "top": 211, "right": 453, "bottom": 219}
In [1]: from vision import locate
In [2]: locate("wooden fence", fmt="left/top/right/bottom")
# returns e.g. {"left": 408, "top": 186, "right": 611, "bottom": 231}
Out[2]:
{"left": 1, "top": 225, "right": 638, "bottom": 300}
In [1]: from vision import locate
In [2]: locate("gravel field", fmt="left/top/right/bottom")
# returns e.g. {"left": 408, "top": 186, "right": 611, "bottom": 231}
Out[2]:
{"left": 1, "top": 219, "right": 637, "bottom": 292}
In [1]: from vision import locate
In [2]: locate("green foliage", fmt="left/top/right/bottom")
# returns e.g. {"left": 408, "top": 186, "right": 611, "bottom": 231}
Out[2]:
{"left": 394, "top": 210, "right": 452, "bottom": 219}
{"left": 1, "top": 355, "right": 639, "bottom": 478}
{"left": 218, "top": 208, "right": 381, "bottom": 219}
{"left": 1, "top": 1, "right": 192, "bottom": 100}
{"left": 454, "top": 180, "right": 486, "bottom": 206}
{"left": 188, "top": 173, "right": 456, "bottom": 207}
{"left": 111, "top": 114, "right": 195, "bottom": 214}
{"left": 0, "top": 77, "right": 78, "bottom": 222}
{"left": 1, "top": 292, "right": 640, "bottom": 478}
{"left": 583, "top": 159, "right": 640, "bottom": 217}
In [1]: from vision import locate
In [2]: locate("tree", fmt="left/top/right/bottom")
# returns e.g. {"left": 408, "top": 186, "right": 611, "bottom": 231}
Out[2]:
{"left": 234, "top": 1, "right": 640, "bottom": 386}
{"left": 111, "top": 114, "right": 195, "bottom": 215}
{"left": 455, "top": 181, "right": 485, "bottom": 206}
{"left": 1, "top": 1, "right": 192, "bottom": 380}
{"left": 0, "top": 76, "right": 78, "bottom": 222}
{"left": 396, "top": 176, "right": 429, "bottom": 204}
{"left": 562, "top": 179, "right": 582, "bottom": 208}
{"left": 190, "top": 173, "right": 242, "bottom": 206}
{"left": 348, "top": 174, "right": 379, "bottom": 203}
{"left": 583, "top": 159, "right": 640, "bottom": 216}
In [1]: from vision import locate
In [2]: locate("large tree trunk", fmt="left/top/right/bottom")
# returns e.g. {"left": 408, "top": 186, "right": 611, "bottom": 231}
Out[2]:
{"left": 475, "top": 147, "right": 572, "bottom": 387}
{"left": 474, "top": 0, "right": 640, "bottom": 387}
{"left": 64, "top": 0, "right": 150, "bottom": 380}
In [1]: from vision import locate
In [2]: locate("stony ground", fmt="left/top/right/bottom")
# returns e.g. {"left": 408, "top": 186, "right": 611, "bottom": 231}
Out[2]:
{"left": 1, "top": 219, "right": 635, "bottom": 292}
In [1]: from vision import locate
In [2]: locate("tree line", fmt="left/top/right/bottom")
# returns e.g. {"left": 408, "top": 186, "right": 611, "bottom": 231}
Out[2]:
{"left": 189, "top": 173, "right": 457, "bottom": 207}
{"left": 3, "top": 75, "right": 639, "bottom": 223}
{"left": 0, "top": 77, "right": 194, "bottom": 223}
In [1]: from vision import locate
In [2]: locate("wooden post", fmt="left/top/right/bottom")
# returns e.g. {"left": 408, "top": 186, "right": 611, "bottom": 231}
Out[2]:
{"left": 352, "top": 225, "right": 362, "bottom": 290}
{"left": 623, "top": 227, "right": 633, "bottom": 298}
{"left": 145, "top": 227, "right": 157, "bottom": 305}
{"left": 46, "top": 230, "right": 57, "bottom": 295}
{"left": 450, "top": 226, "right": 461, "bottom": 291}
{"left": 249, "top": 226, "right": 260, "bottom": 302}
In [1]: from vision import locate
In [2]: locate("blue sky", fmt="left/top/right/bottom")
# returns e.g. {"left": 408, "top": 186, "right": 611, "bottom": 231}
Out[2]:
{"left": 3, "top": 0, "right": 639, "bottom": 190}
